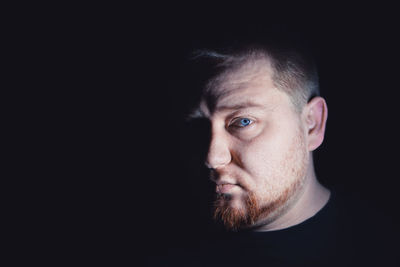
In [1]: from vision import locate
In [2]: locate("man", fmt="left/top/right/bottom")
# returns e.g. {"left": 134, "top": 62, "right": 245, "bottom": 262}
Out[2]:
{"left": 188, "top": 44, "right": 330, "bottom": 233}
{"left": 151, "top": 41, "right": 399, "bottom": 267}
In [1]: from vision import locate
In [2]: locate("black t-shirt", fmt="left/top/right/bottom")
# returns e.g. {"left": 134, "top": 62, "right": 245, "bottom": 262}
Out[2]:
{"left": 148, "top": 190, "right": 398, "bottom": 266}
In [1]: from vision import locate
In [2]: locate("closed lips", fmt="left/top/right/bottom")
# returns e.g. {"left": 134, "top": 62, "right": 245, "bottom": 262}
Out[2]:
{"left": 216, "top": 183, "right": 239, "bottom": 193}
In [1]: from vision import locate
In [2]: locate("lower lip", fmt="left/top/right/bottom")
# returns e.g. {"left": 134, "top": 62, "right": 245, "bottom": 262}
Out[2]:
{"left": 217, "top": 184, "right": 239, "bottom": 193}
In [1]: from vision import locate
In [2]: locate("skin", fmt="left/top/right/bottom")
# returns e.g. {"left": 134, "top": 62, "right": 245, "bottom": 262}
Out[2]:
{"left": 196, "top": 57, "right": 330, "bottom": 231}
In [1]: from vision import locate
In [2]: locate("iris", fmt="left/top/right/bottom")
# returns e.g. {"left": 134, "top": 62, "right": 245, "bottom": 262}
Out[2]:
{"left": 239, "top": 118, "right": 252, "bottom": 127}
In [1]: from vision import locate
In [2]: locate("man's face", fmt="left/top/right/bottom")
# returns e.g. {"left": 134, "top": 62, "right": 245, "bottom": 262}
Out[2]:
{"left": 198, "top": 60, "right": 310, "bottom": 230}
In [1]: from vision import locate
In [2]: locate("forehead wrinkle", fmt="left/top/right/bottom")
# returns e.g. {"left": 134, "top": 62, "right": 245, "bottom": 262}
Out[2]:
{"left": 204, "top": 56, "right": 273, "bottom": 104}
{"left": 203, "top": 57, "right": 274, "bottom": 114}
{"left": 201, "top": 56, "right": 273, "bottom": 119}
{"left": 211, "top": 61, "right": 272, "bottom": 97}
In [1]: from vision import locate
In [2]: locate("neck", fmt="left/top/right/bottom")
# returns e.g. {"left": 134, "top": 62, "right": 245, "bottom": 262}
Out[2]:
{"left": 254, "top": 162, "right": 331, "bottom": 232}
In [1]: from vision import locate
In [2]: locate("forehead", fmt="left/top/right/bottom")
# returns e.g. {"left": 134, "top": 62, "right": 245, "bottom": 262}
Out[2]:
{"left": 198, "top": 58, "right": 284, "bottom": 117}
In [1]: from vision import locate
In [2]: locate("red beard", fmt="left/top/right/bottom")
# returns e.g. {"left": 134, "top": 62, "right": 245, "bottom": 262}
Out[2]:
{"left": 213, "top": 192, "right": 260, "bottom": 231}
{"left": 213, "top": 176, "right": 304, "bottom": 231}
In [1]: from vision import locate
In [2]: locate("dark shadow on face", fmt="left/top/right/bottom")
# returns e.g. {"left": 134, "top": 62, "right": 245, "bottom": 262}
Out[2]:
{"left": 178, "top": 117, "right": 226, "bottom": 233}
{"left": 182, "top": 117, "right": 212, "bottom": 164}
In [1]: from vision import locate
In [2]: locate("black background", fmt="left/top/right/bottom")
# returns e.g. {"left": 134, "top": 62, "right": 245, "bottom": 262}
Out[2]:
{"left": 13, "top": 2, "right": 400, "bottom": 263}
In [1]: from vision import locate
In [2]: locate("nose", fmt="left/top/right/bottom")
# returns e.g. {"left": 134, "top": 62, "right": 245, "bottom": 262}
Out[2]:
{"left": 205, "top": 130, "right": 232, "bottom": 169}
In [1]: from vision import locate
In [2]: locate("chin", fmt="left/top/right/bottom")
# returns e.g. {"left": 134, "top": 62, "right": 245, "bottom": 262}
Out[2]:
{"left": 213, "top": 192, "right": 261, "bottom": 231}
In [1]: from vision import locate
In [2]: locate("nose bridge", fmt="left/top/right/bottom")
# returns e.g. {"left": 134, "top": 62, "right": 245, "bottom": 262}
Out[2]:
{"left": 206, "top": 123, "right": 232, "bottom": 169}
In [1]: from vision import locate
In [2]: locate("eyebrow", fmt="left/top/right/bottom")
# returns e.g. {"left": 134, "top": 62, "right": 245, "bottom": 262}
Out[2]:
{"left": 186, "top": 108, "right": 207, "bottom": 121}
{"left": 214, "top": 101, "right": 267, "bottom": 112}
{"left": 186, "top": 101, "right": 267, "bottom": 121}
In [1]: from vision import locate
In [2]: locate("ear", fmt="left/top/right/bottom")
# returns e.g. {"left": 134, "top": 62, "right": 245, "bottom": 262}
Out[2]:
{"left": 303, "top": 97, "right": 328, "bottom": 151}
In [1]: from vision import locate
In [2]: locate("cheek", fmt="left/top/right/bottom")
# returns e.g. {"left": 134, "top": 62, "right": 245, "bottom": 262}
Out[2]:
{"left": 239, "top": 134, "right": 288, "bottom": 186}
{"left": 238, "top": 125, "right": 307, "bottom": 192}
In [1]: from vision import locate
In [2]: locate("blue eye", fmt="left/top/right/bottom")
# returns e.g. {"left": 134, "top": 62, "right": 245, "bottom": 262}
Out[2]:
{"left": 231, "top": 118, "right": 253, "bottom": 128}
{"left": 240, "top": 118, "right": 252, "bottom": 126}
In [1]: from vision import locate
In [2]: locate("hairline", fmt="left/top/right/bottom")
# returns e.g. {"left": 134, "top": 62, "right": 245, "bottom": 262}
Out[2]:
{"left": 206, "top": 54, "right": 306, "bottom": 114}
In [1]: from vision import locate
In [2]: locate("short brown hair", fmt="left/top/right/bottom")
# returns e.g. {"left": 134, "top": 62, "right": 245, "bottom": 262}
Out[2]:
{"left": 192, "top": 43, "right": 320, "bottom": 112}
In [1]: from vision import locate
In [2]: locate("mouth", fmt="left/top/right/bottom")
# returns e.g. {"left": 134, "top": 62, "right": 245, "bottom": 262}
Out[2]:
{"left": 216, "top": 183, "right": 241, "bottom": 194}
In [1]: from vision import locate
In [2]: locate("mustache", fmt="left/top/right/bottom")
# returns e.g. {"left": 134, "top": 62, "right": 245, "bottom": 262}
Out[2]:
{"left": 208, "top": 169, "right": 248, "bottom": 190}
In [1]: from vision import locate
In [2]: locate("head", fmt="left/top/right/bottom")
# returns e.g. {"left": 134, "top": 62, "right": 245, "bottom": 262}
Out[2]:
{"left": 188, "top": 44, "right": 328, "bottom": 231}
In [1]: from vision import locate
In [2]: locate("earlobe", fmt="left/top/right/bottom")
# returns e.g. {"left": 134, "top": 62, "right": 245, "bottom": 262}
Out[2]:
{"left": 304, "top": 97, "right": 328, "bottom": 151}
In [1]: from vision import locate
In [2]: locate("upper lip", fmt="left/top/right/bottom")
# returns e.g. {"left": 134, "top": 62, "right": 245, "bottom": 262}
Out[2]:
{"left": 209, "top": 171, "right": 239, "bottom": 186}
{"left": 216, "top": 181, "right": 237, "bottom": 186}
